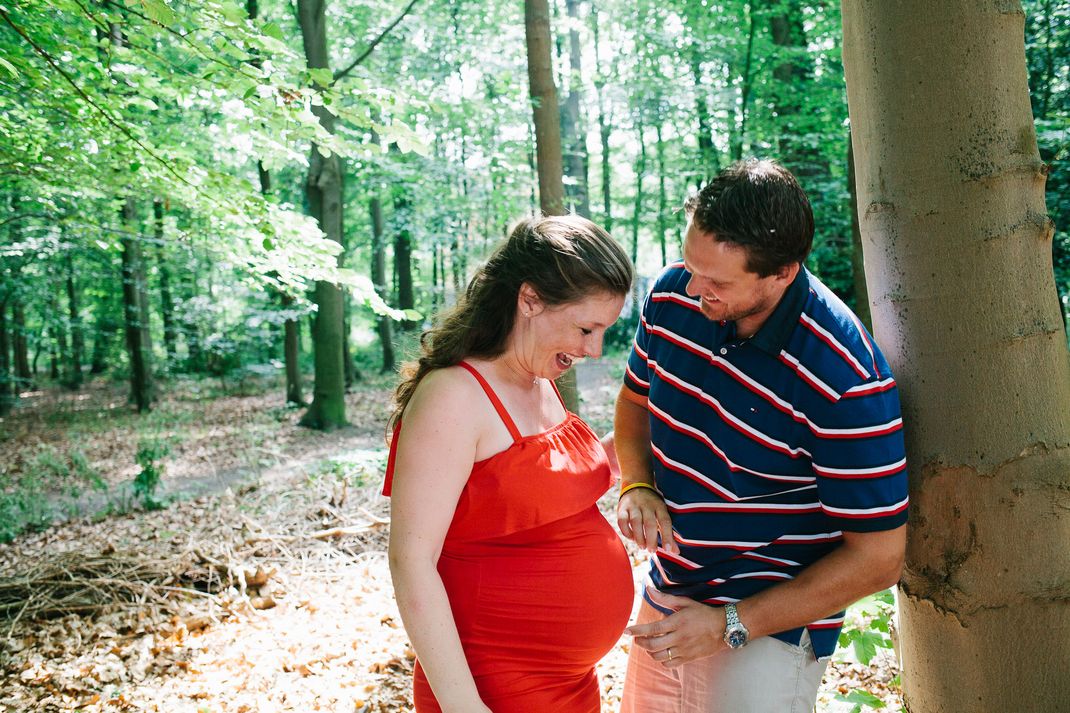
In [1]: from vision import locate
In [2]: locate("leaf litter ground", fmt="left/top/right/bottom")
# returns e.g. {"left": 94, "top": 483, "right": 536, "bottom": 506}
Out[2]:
{"left": 0, "top": 365, "right": 901, "bottom": 712}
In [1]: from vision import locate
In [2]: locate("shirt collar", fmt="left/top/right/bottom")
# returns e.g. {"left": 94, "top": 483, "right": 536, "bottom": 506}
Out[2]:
{"left": 747, "top": 266, "right": 810, "bottom": 355}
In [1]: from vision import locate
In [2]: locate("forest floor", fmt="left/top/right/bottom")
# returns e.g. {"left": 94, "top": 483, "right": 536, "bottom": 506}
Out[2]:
{"left": 0, "top": 361, "right": 902, "bottom": 712}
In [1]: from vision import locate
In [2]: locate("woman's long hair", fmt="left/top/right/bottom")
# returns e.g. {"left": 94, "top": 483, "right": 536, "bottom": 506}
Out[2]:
{"left": 390, "top": 214, "right": 633, "bottom": 429}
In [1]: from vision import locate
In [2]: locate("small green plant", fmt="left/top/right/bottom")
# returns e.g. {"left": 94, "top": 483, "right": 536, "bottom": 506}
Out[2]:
{"left": 835, "top": 588, "right": 899, "bottom": 712}
{"left": 133, "top": 437, "right": 171, "bottom": 510}
{"left": 307, "top": 449, "right": 387, "bottom": 488}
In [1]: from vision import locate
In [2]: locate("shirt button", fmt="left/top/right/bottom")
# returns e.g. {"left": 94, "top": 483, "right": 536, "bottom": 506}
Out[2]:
{"left": 719, "top": 348, "right": 728, "bottom": 355}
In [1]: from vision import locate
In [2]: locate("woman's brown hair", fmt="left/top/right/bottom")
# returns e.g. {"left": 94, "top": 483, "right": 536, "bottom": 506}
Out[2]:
{"left": 390, "top": 214, "right": 633, "bottom": 429}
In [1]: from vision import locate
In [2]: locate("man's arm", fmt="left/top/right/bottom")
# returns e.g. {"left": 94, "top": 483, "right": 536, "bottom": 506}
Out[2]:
{"left": 628, "top": 525, "right": 906, "bottom": 665}
{"left": 614, "top": 384, "right": 678, "bottom": 555}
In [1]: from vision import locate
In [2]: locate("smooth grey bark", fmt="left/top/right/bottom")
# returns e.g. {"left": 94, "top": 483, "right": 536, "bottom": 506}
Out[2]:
{"left": 843, "top": 3, "right": 1070, "bottom": 710}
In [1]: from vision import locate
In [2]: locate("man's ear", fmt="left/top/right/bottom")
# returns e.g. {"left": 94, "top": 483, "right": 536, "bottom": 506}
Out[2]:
{"left": 517, "top": 282, "right": 545, "bottom": 317}
{"left": 776, "top": 262, "right": 800, "bottom": 285}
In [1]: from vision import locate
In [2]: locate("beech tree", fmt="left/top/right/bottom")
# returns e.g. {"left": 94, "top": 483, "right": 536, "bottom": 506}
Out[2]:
{"left": 843, "top": 2, "right": 1070, "bottom": 710}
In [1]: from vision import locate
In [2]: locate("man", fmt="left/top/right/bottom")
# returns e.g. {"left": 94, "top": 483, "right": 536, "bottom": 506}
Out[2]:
{"left": 615, "top": 158, "right": 908, "bottom": 712}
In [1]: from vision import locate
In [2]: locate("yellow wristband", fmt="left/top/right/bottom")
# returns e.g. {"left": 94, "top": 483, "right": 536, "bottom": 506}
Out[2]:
{"left": 619, "top": 481, "right": 662, "bottom": 501}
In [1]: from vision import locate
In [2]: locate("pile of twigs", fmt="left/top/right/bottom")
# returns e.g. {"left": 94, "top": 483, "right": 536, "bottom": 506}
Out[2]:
{"left": 0, "top": 548, "right": 224, "bottom": 625}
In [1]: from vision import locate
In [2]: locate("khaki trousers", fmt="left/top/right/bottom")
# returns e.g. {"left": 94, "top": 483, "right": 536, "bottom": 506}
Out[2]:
{"left": 619, "top": 600, "right": 828, "bottom": 713}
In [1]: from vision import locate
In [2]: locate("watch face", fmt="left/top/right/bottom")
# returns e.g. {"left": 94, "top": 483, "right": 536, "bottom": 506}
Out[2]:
{"left": 727, "top": 630, "right": 747, "bottom": 648}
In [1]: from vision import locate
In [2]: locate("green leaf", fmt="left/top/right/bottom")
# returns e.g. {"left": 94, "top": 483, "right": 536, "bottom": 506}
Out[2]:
{"left": 851, "top": 630, "right": 892, "bottom": 665}
{"left": 835, "top": 689, "right": 887, "bottom": 709}
{"left": 262, "top": 237, "right": 274, "bottom": 251}
{"left": 309, "top": 67, "right": 333, "bottom": 88}
{"left": 0, "top": 57, "right": 19, "bottom": 79}
{"left": 140, "top": 0, "right": 180, "bottom": 25}
{"left": 261, "top": 22, "right": 285, "bottom": 42}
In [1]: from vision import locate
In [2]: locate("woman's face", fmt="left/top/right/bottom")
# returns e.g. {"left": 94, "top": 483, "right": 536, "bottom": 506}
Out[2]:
{"left": 514, "top": 288, "right": 627, "bottom": 380}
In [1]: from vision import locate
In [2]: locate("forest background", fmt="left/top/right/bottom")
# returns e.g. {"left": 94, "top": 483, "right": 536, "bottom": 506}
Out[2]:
{"left": 0, "top": 0, "right": 1068, "bottom": 711}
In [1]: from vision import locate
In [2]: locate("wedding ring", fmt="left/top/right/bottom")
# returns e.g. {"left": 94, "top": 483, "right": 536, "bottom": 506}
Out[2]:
{"left": 667, "top": 648, "right": 673, "bottom": 661}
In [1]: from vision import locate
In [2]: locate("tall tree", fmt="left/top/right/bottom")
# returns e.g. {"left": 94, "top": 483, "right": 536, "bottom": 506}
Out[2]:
{"left": 560, "top": 0, "right": 590, "bottom": 218}
{"left": 525, "top": 0, "right": 578, "bottom": 411}
{"left": 119, "top": 197, "right": 153, "bottom": 412}
{"left": 296, "top": 0, "right": 347, "bottom": 430}
{"left": 843, "top": 3, "right": 1070, "bottom": 711}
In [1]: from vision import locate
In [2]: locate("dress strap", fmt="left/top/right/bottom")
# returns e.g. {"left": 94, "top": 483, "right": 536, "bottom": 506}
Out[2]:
{"left": 457, "top": 361, "right": 523, "bottom": 442}
{"left": 548, "top": 377, "right": 569, "bottom": 412}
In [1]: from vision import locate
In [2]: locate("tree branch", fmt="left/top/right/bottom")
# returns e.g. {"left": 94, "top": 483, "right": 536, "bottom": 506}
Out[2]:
{"left": 333, "top": 0, "right": 420, "bottom": 83}
{"left": 0, "top": 8, "right": 195, "bottom": 190}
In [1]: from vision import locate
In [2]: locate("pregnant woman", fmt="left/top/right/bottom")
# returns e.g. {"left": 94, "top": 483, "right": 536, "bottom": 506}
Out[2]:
{"left": 384, "top": 214, "right": 636, "bottom": 712}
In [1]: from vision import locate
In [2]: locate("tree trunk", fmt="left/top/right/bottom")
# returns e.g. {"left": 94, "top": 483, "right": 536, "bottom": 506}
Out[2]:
{"left": 12, "top": 299, "right": 31, "bottom": 389}
{"left": 632, "top": 120, "right": 646, "bottom": 269}
{"left": 591, "top": 2, "right": 613, "bottom": 231}
{"left": 0, "top": 300, "right": 12, "bottom": 416}
{"left": 393, "top": 188, "right": 417, "bottom": 331}
{"left": 65, "top": 253, "right": 84, "bottom": 389}
{"left": 283, "top": 296, "right": 303, "bottom": 405}
{"left": 847, "top": 133, "right": 871, "bottom": 332}
{"left": 690, "top": 47, "right": 718, "bottom": 186}
{"left": 153, "top": 199, "right": 177, "bottom": 366}
{"left": 525, "top": 0, "right": 577, "bottom": 412}
{"left": 769, "top": 0, "right": 821, "bottom": 179}
{"left": 370, "top": 195, "right": 396, "bottom": 373}
{"left": 656, "top": 121, "right": 668, "bottom": 267}
{"left": 731, "top": 1, "right": 756, "bottom": 162}
{"left": 120, "top": 198, "right": 153, "bottom": 412}
{"left": 843, "top": 4, "right": 1070, "bottom": 711}
{"left": 297, "top": 0, "right": 347, "bottom": 430}
{"left": 525, "top": 0, "right": 566, "bottom": 217}
{"left": 561, "top": 0, "right": 590, "bottom": 218}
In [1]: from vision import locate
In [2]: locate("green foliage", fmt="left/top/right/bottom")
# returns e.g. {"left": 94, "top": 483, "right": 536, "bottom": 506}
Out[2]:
{"left": 306, "top": 450, "right": 388, "bottom": 489}
{"left": 834, "top": 589, "right": 899, "bottom": 712}
{"left": 133, "top": 435, "right": 171, "bottom": 510}
{"left": 0, "top": 445, "right": 106, "bottom": 542}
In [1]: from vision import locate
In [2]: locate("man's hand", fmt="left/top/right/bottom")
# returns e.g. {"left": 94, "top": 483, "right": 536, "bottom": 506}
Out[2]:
{"left": 617, "top": 488, "right": 678, "bottom": 554}
{"left": 627, "top": 587, "right": 726, "bottom": 666}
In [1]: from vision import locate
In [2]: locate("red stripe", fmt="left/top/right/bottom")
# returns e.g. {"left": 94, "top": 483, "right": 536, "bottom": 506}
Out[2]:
{"left": 778, "top": 354, "right": 839, "bottom": 402}
{"left": 823, "top": 500, "right": 909, "bottom": 519}
{"left": 800, "top": 317, "right": 869, "bottom": 379}
{"left": 808, "top": 620, "right": 845, "bottom": 630}
{"left": 651, "top": 293, "right": 703, "bottom": 313}
{"left": 814, "top": 461, "right": 906, "bottom": 480}
{"left": 844, "top": 380, "right": 897, "bottom": 397}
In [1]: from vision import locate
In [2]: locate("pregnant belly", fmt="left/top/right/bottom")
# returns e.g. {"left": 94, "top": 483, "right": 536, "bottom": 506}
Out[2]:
{"left": 439, "top": 505, "right": 635, "bottom": 671}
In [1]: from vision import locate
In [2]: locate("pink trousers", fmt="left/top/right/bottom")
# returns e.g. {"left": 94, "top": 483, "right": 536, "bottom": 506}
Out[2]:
{"left": 619, "top": 600, "right": 828, "bottom": 713}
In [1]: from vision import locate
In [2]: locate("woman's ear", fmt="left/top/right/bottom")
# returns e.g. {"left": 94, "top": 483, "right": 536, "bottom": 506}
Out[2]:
{"left": 517, "top": 282, "right": 545, "bottom": 318}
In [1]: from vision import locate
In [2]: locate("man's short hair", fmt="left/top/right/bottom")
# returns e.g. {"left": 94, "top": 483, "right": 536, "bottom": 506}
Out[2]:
{"left": 684, "top": 158, "right": 814, "bottom": 277}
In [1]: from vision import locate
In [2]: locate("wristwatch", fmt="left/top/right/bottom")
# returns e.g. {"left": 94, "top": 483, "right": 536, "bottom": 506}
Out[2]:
{"left": 723, "top": 602, "right": 750, "bottom": 649}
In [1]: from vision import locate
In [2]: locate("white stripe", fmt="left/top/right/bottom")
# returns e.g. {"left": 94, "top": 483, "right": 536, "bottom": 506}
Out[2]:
{"left": 821, "top": 496, "right": 909, "bottom": 517}
{"left": 811, "top": 616, "right": 845, "bottom": 627}
{"left": 647, "top": 323, "right": 713, "bottom": 360}
{"left": 650, "top": 398, "right": 815, "bottom": 482}
{"left": 800, "top": 312, "right": 871, "bottom": 378}
{"left": 730, "top": 571, "right": 794, "bottom": 581}
{"left": 740, "top": 551, "right": 800, "bottom": 567}
{"left": 776, "top": 532, "right": 843, "bottom": 542}
{"left": 652, "top": 443, "right": 740, "bottom": 501}
{"left": 655, "top": 550, "right": 701, "bottom": 573}
{"left": 675, "top": 533, "right": 769, "bottom": 549}
{"left": 651, "top": 291, "right": 701, "bottom": 309}
{"left": 844, "top": 377, "right": 896, "bottom": 395}
{"left": 779, "top": 350, "right": 841, "bottom": 400}
{"left": 666, "top": 499, "right": 820, "bottom": 513}
{"left": 625, "top": 363, "right": 649, "bottom": 388}
{"left": 813, "top": 457, "right": 907, "bottom": 477}
{"left": 650, "top": 363, "right": 813, "bottom": 460}
{"left": 643, "top": 330, "right": 894, "bottom": 439}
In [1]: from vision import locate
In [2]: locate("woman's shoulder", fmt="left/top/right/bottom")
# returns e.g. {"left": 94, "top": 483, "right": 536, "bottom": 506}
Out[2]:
{"left": 406, "top": 363, "right": 486, "bottom": 415}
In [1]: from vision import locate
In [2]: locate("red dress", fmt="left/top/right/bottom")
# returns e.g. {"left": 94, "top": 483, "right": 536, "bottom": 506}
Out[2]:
{"left": 383, "top": 362, "right": 634, "bottom": 712}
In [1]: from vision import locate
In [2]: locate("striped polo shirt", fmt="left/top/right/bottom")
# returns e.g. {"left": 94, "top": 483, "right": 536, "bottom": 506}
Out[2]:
{"left": 624, "top": 263, "right": 909, "bottom": 658}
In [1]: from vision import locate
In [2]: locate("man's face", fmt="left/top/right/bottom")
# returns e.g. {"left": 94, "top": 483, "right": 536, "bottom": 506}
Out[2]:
{"left": 681, "top": 220, "right": 792, "bottom": 335}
